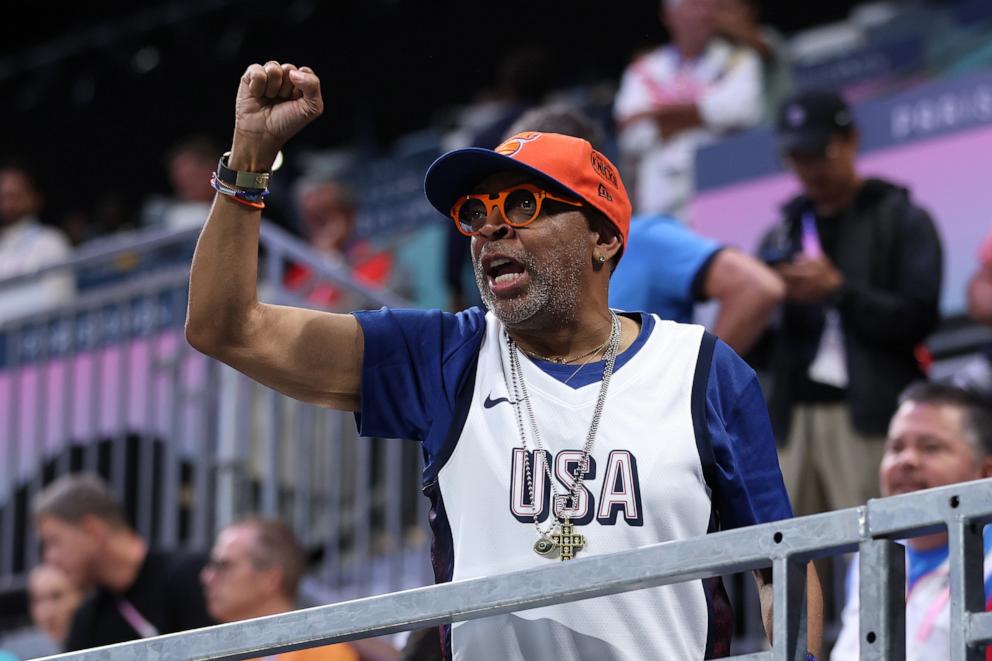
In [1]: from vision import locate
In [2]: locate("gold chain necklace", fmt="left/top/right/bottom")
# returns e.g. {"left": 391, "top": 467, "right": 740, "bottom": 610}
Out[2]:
{"left": 518, "top": 329, "right": 612, "bottom": 365}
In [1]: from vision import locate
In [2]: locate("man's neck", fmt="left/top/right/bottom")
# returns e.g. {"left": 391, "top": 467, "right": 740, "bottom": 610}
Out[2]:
{"left": 237, "top": 596, "right": 294, "bottom": 621}
{"left": 511, "top": 308, "right": 609, "bottom": 358}
{"left": 506, "top": 302, "right": 638, "bottom": 363}
{"left": 97, "top": 533, "right": 149, "bottom": 593}
{"left": 813, "top": 176, "right": 863, "bottom": 217}
{"left": 675, "top": 39, "right": 707, "bottom": 62}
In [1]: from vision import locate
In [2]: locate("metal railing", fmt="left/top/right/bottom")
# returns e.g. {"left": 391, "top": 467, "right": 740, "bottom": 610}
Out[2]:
{"left": 37, "top": 478, "right": 992, "bottom": 661}
{"left": 0, "top": 221, "right": 429, "bottom": 602}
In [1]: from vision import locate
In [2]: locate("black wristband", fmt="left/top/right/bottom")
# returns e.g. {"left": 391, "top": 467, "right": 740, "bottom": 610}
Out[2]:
{"left": 216, "top": 152, "right": 271, "bottom": 191}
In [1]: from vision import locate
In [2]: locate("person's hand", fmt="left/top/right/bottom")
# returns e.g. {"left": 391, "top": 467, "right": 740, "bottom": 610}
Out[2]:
{"left": 776, "top": 256, "right": 843, "bottom": 304}
{"left": 229, "top": 61, "right": 323, "bottom": 171}
{"left": 654, "top": 103, "right": 702, "bottom": 138}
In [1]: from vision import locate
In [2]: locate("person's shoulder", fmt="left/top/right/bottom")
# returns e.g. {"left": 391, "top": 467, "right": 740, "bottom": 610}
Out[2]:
{"left": 709, "top": 336, "right": 755, "bottom": 372}
{"left": 706, "top": 38, "right": 760, "bottom": 66}
{"left": 642, "top": 317, "right": 712, "bottom": 354}
{"left": 64, "top": 588, "right": 104, "bottom": 649}
{"left": 861, "top": 178, "right": 936, "bottom": 225}
{"left": 630, "top": 215, "right": 714, "bottom": 252}
{"left": 648, "top": 316, "right": 702, "bottom": 336}
{"left": 630, "top": 214, "right": 684, "bottom": 235}
{"left": 628, "top": 44, "right": 670, "bottom": 66}
{"left": 354, "top": 305, "right": 484, "bottom": 327}
{"left": 19, "top": 220, "right": 71, "bottom": 254}
{"left": 354, "top": 306, "right": 485, "bottom": 344}
{"left": 73, "top": 588, "right": 103, "bottom": 617}
{"left": 705, "top": 335, "right": 758, "bottom": 398}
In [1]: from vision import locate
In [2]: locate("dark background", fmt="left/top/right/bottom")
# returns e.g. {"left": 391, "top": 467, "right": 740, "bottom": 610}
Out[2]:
{"left": 0, "top": 0, "right": 863, "bottom": 221}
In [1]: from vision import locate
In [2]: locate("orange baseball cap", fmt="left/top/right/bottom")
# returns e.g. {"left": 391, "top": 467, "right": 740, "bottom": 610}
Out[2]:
{"left": 424, "top": 131, "right": 632, "bottom": 249}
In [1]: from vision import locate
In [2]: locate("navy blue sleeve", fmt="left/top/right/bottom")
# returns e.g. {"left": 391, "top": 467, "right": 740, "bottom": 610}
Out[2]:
{"left": 704, "top": 339, "right": 793, "bottom": 529}
{"left": 352, "top": 307, "right": 486, "bottom": 450}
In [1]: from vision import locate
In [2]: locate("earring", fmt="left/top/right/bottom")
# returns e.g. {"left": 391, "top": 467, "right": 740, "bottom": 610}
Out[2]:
{"left": 598, "top": 255, "right": 606, "bottom": 263}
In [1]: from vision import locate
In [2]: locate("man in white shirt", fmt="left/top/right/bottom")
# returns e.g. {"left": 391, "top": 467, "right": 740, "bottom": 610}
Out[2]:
{"left": 830, "top": 382, "right": 992, "bottom": 660}
{"left": 614, "top": 0, "right": 764, "bottom": 219}
{"left": 0, "top": 164, "right": 73, "bottom": 322}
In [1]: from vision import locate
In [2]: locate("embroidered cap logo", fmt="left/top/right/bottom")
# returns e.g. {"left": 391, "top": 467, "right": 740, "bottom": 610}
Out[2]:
{"left": 590, "top": 151, "right": 618, "bottom": 189}
{"left": 496, "top": 132, "right": 542, "bottom": 157}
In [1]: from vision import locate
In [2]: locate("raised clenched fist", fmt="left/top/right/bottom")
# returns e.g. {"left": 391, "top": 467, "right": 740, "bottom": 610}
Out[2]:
{"left": 229, "top": 61, "right": 324, "bottom": 172}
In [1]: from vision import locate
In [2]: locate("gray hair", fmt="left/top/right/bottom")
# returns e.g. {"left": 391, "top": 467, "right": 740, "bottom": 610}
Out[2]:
{"left": 32, "top": 473, "right": 127, "bottom": 529}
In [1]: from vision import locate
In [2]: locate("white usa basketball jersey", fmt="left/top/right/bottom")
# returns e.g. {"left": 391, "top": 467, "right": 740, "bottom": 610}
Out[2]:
{"left": 433, "top": 312, "right": 720, "bottom": 660}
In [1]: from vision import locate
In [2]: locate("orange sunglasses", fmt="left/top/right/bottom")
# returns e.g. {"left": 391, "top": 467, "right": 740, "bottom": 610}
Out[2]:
{"left": 449, "top": 183, "right": 583, "bottom": 236}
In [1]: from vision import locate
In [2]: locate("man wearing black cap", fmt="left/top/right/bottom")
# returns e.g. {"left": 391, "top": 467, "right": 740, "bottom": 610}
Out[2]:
{"left": 187, "top": 61, "right": 822, "bottom": 660}
{"left": 756, "top": 90, "right": 943, "bottom": 519}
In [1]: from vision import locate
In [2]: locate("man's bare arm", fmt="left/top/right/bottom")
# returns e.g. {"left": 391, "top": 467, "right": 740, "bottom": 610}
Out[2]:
{"left": 706, "top": 248, "right": 785, "bottom": 355}
{"left": 616, "top": 103, "right": 703, "bottom": 139}
{"left": 754, "top": 563, "right": 823, "bottom": 659}
{"left": 185, "top": 61, "right": 363, "bottom": 411}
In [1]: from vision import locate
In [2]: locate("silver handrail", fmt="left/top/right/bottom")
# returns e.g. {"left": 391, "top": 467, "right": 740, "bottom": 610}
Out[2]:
{"left": 0, "top": 221, "right": 421, "bottom": 609}
{"left": 0, "top": 221, "right": 410, "bottom": 309}
{"left": 37, "top": 479, "right": 992, "bottom": 661}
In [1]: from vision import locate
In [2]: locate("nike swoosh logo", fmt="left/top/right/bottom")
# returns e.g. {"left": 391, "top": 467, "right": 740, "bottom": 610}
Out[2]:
{"left": 484, "top": 395, "right": 511, "bottom": 409}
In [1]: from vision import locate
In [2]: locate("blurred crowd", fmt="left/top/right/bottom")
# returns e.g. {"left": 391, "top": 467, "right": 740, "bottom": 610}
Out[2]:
{"left": 2, "top": 0, "right": 992, "bottom": 659}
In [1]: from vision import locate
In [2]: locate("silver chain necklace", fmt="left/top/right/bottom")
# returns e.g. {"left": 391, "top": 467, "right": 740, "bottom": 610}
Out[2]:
{"left": 504, "top": 310, "right": 621, "bottom": 560}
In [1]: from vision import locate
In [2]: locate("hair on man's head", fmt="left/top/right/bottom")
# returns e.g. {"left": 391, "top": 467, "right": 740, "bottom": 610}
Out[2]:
{"left": 32, "top": 473, "right": 127, "bottom": 529}
{"left": 504, "top": 104, "right": 606, "bottom": 149}
{"left": 233, "top": 517, "right": 306, "bottom": 599}
{"left": 899, "top": 381, "right": 992, "bottom": 456}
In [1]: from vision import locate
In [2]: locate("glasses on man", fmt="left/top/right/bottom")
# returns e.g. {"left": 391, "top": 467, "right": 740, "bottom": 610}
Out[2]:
{"left": 449, "top": 183, "right": 583, "bottom": 236}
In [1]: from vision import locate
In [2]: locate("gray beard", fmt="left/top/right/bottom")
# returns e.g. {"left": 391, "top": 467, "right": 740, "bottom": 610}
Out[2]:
{"left": 472, "top": 234, "right": 588, "bottom": 327}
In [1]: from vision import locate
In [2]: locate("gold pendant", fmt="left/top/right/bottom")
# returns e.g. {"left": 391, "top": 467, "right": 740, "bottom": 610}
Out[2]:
{"left": 534, "top": 535, "right": 558, "bottom": 556}
{"left": 551, "top": 519, "right": 586, "bottom": 561}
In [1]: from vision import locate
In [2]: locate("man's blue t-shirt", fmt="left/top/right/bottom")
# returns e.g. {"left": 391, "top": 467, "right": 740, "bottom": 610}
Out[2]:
{"left": 609, "top": 215, "right": 722, "bottom": 322}
{"left": 353, "top": 306, "right": 792, "bottom": 532}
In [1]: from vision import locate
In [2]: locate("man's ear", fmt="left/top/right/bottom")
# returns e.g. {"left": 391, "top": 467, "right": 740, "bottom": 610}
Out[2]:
{"left": 79, "top": 514, "right": 108, "bottom": 542}
{"left": 260, "top": 565, "right": 284, "bottom": 597}
{"left": 589, "top": 221, "right": 622, "bottom": 262}
{"left": 596, "top": 231, "right": 623, "bottom": 262}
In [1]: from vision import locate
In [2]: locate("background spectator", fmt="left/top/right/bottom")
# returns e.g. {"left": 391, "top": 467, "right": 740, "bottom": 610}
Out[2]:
{"left": 142, "top": 135, "right": 220, "bottom": 232}
{"left": 830, "top": 382, "right": 992, "bottom": 660}
{"left": 32, "top": 473, "right": 214, "bottom": 651}
{"left": 27, "top": 564, "right": 83, "bottom": 654}
{"left": 507, "top": 102, "right": 785, "bottom": 354}
{"left": 201, "top": 517, "right": 397, "bottom": 661}
{"left": 286, "top": 176, "right": 394, "bottom": 309}
{"left": 0, "top": 162, "right": 73, "bottom": 322}
{"left": 614, "top": 0, "right": 764, "bottom": 219}
{"left": 757, "top": 90, "right": 943, "bottom": 517}
{"left": 714, "top": 0, "right": 793, "bottom": 121}
{"left": 950, "top": 231, "right": 992, "bottom": 397}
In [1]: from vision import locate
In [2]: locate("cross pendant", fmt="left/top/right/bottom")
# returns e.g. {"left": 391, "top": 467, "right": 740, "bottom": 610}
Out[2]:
{"left": 551, "top": 519, "right": 586, "bottom": 561}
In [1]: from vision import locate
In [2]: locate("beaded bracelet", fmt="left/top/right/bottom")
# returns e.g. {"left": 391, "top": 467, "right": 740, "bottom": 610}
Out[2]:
{"left": 210, "top": 174, "right": 268, "bottom": 209}
{"left": 807, "top": 653, "right": 818, "bottom": 661}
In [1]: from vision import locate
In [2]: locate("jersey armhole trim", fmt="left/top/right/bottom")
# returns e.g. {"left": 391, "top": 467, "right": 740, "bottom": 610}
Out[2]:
{"left": 691, "top": 331, "right": 719, "bottom": 508}
{"left": 422, "top": 342, "right": 483, "bottom": 486}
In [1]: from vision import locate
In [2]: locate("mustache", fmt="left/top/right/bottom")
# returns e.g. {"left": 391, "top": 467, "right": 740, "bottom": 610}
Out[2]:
{"left": 474, "top": 245, "right": 534, "bottom": 270}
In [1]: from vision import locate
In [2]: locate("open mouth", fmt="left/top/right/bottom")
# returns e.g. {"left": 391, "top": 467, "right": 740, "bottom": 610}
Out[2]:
{"left": 484, "top": 255, "right": 529, "bottom": 294}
